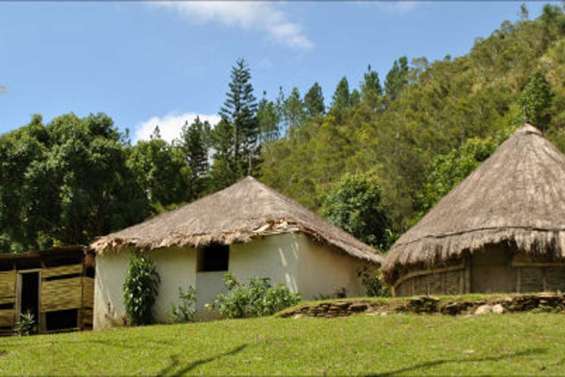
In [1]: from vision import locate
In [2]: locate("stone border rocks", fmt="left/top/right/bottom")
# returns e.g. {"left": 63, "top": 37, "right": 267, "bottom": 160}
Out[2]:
{"left": 278, "top": 292, "right": 565, "bottom": 318}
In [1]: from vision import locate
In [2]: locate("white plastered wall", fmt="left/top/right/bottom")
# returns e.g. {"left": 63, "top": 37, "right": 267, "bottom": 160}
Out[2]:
{"left": 228, "top": 233, "right": 301, "bottom": 292}
{"left": 93, "top": 247, "right": 197, "bottom": 329}
{"left": 93, "top": 233, "right": 370, "bottom": 329}
{"left": 229, "top": 233, "right": 367, "bottom": 299}
{"left": 295, "top": 233, "right": 367, "bottom": 298}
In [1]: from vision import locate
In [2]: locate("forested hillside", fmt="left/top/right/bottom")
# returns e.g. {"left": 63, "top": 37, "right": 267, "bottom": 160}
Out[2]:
{"left": 1, "top": 5, "right": 563, "bottom": 253}
{"left": 261, "top": 4, "right": 565, "bottom": 247}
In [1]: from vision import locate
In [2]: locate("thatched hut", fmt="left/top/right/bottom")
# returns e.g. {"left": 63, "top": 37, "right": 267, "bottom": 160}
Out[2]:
{"left": 91, "top": 176, "right": 381, "bottom": 328}
{"left": 383, "top": 124, "right": 565, "bottom": 296}
{"left": 0, "top": 246, "right": 94, "bottom": 335}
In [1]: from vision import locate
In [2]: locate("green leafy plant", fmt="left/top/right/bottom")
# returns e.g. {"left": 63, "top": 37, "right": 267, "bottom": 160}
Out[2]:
{"left": 170, "top": 286, "right": 197, "bottom": 323}
{"left": 313, "top": 287, "right": 347, "bottom": 301}
{"left": 123, "top": 253, "right": 160, "bottom": 326}
{"left": 14, "top": 311, "right": 36, "bottom": 336}
{"left": 212, "top": 273, "right": 300, "bottom": 319}
{"left": 358, "top": 267, "right": 390, "bottom": 297}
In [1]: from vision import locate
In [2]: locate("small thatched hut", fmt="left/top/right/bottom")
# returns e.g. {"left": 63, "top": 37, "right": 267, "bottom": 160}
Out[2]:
{"left": 0, "top": 246, "right": 94, "bottom": 335}
{"left": 383, "top": 124, "right": 565, "bottom": 296}
{"left": 91, "top": 176, "right": 381, "bottom": 328}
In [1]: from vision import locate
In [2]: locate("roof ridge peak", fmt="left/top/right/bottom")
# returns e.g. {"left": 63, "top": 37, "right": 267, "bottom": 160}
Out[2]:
{"left": 516, "top": 123, "right": 542, "bottom": 136}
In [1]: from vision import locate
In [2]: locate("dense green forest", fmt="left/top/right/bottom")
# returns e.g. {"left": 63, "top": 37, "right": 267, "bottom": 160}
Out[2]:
{"left": 1, "top": 5, "right": 564, "bottom": 253}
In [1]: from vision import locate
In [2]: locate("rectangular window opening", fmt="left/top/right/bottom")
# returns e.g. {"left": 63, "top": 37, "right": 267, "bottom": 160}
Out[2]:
{"left": 197, "top": 244, "right": 229, "bottom": 272}
{"left": 45, "top": 309, "right": 78, "bottom": 331}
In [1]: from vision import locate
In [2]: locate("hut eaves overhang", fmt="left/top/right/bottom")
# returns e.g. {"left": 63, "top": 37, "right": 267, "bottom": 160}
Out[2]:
{"left": 91, "top": 177, "right": 382, "bottom": 264}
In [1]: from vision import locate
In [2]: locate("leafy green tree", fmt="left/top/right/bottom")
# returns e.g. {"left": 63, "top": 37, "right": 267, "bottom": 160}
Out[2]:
{"left": 384, "top": 56, "right": 409, "bottom": 102}
{"left": 178, "top": 117, "right": 211, "bottom": 199}
{"left": 520, "top": 72, "right": 554, "bottom": 129}
{"left": 417, "top": 137, "right": 498, "bottom": 216}
{"left": 304, "top": 82, "right": 325, "bottom": 117}
{"left": 0, "top": 113, "right": 150, "bottom": 251}
{"left": 52, "top": 113, "right": 150, "bottom": 245}
{"left": 321, "top": 173, "right": 393, "bottom": 249}
{"left": 219, "top": 58, "right": 258, "bottom": 175}
{"left": 540, "top": 4, "right": 564, "bottom": 47}
{"left": 0, "top": 115, "right": 49, "bottom": 251}
{"left": 128, "top": 134, "right": 188, "bottom": 208}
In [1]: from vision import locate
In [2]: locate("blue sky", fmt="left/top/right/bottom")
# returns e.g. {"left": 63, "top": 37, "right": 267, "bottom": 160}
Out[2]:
{"left": 0, "top": 1, "right": 552, "bottom": 141}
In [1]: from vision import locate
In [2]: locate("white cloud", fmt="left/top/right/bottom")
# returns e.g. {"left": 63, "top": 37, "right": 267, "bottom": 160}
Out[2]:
{"left": 154, "top": 1, "right": 313, "bottom": 49}
{"left": 135, "top": 112, "right": 221, "bottom": 143}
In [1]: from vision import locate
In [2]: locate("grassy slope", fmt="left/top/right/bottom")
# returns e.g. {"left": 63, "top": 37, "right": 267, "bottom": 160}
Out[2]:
{"left": 1, "top": 313, "right": 564, "bottom": 376}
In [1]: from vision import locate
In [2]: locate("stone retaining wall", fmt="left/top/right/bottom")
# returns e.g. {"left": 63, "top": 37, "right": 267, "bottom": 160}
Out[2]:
{"left": 279, "top": 293, "right": 565, "bottom": 318}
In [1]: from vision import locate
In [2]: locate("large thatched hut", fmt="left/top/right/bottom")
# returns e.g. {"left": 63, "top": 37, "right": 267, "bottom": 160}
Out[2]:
{"left": 91, "top": 176, "right": 381, "bottom": 328}
{"left": 383, "top": 124, "right": 565, "bottom": 296}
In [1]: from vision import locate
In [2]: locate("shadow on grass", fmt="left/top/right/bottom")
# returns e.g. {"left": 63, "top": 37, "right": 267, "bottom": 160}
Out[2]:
{"left": 7, "top": 337, "right": 176, "bottom": 350}
{"left": 158, "top": 344, "right": 248, "bottom": 377}
{"left": 368, "top": 348, "right": 546, "bottom": 377}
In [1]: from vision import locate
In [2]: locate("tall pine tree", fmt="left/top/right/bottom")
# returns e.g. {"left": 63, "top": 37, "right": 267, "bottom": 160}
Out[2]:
{"left": 331, "top": 77, "right": 351, "bottom": 112}
{"left": 179, "top": 116, "right": 211, "bottom": 199}
{"left": 284, "top": 87, "right": 306, "bottom": 130}
{"left": 384, "top": 56, "right": 409, "bottom": 102}
{"left": 360, "top": 65, "right": 383, "bottom": 112}
{"left": 304, "top": 82, "right": 325, "bottom": 117}
{"left": 257, "top": 91, "right": 281, "bottom": 143}
{"left": 210, "top": 119, "right": 238, "bottom": 190}
{"left": 219, "top": 58, "right": 258, "bottom": 175}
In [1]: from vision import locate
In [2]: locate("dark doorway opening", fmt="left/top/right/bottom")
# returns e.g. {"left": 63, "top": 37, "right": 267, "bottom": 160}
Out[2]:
{"left": 46, "top": 309, "right": 78, "bottom": 331}
{"left": 20, "top": 272, "right": 39, "bottom": 321}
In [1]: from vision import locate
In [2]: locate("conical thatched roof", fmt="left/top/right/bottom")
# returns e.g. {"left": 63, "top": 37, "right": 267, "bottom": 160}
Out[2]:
{"left": 383, "top": 124, "right": 565, "bottom": 280}
{"left": 91, "top": 176, "right": 381, "bottom": 263}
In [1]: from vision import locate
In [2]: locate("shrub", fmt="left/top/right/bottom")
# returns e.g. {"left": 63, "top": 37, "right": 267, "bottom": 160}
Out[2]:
{"left": 358, "top": 267, "right": 390, "bottom": 297}
{"left": 123, "top": 253, "right": 160, "bottom": 326}
{"left": 212, "top": 273, "right": 300, "bottom": 319}
{"left": 170, "top": 286, "right": 197, "bottom": 323}
{"left": 314, "top": 288, "right": 347, "bottom": 300}
{"left": 14, "top": 312, "right": 36, "bottom": 336}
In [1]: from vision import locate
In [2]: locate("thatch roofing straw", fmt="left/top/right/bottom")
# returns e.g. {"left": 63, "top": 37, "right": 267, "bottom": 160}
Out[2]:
{"left": 91, "top": 176, "right": 381, "bottom": 264}
{"left": 383, "top": 124, "right": 565, "bottom": 281}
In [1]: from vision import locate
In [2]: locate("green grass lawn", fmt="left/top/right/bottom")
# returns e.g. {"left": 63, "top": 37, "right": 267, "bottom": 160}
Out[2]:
{"left": 1, "top": 313, "right": 564, "bottom": 376}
